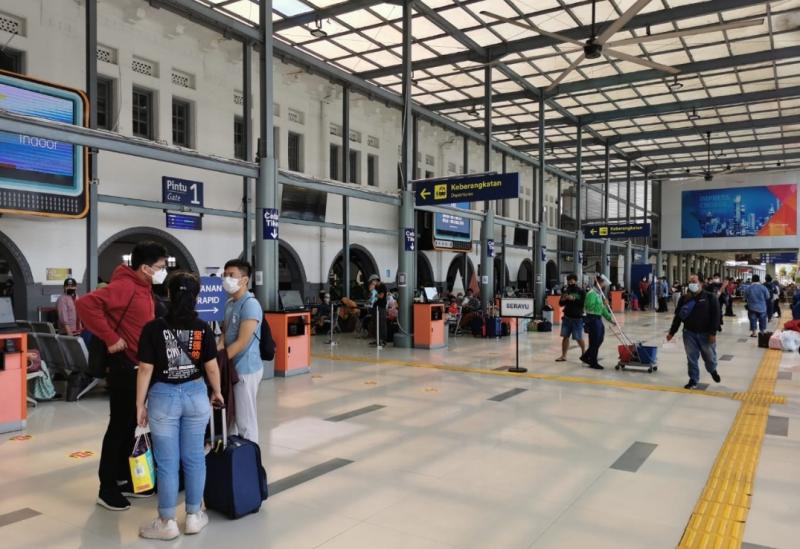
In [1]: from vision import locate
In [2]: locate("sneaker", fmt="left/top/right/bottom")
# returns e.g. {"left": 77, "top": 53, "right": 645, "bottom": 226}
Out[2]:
{"left": 139, "top": 517, "right": 180, "bottom": 540}
{"left": 684, "top": 381, "right": 698, "bottom": 390}
{"left": 589, "top": 364, "right": 604, "bottom": 370}
{"left": 97, "top": 490, "right": 130, "bottom": 511}
{"left": 121, "top": 487, "right": 155, "bottom": 499}
{"left": 711, "top": 370, "right": 721, "bottom": 383}
{"left": 185, "top": 510, "right": 209, "bottom": 535}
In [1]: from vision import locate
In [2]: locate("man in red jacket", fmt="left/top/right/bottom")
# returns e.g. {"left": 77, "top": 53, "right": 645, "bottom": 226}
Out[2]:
{"left": 77, "top": 242, "right": 167, "bottom": 511}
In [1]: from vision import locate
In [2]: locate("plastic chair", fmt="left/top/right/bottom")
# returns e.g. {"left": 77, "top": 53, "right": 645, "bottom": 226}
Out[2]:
{"left": 30, "top": 322, "right": 56, "bottom": 335}
{"left": 32, "top": 333, "right": 70, "bottom": 378}
{"left": 56, "top": 335, "right": 100, "bottom": 401}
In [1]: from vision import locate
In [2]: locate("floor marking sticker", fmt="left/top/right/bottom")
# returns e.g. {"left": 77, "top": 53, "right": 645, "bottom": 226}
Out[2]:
{"left": 68, "top": 451, "right": 94, "bottom": 459}
{"left": 9, "top": 434, "right": 32, "bottom": 441}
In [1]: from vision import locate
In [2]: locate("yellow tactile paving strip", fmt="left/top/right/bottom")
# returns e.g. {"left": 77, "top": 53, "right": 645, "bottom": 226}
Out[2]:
{"left": 314, "top": 353, "right": 785, "bottom": 404}
{"left": 677, "top": 349, "right": 782, "bottom": 549}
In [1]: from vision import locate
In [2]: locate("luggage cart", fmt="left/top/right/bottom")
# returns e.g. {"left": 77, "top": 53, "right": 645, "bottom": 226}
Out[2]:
{"left": 606, "top": 306, "right": 658, "bottom": 374}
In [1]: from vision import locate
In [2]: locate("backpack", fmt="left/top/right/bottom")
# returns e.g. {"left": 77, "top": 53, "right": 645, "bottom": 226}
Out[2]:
{"left": 243, "top": 297, "right": 276, "bottom": 361}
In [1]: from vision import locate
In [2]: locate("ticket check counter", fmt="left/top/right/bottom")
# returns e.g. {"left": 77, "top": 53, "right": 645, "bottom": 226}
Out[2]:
{"left": 265, "top": 312, "right": 311, "bottom": 377}
{"left": 0, "top": 332, "right": 28, "bottom": 433}
{"left": 413, "top": 303, "right": 446, "bottom": 349}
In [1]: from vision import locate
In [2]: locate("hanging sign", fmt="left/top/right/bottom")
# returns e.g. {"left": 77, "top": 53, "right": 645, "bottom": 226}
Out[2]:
{"left": 583, "top": 223, "right": 651, "bottom": 239}
{"left": 487, "top": 239, "right": 495, "bottom": 258}
{"left": 263, "top": 208, "right": 279, "bottom": 240}
{"left": 415, "top": 173, "right": 519, "bottom": 206}
{"left": 404, "top": 228, "right": 416, "bottom": 252}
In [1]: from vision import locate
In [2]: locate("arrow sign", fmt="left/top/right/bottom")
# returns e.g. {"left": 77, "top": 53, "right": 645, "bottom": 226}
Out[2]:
{"left": 196, "top": 277, "right": 227, "bottom": 322}
{"left": 415, "top": 172, "right": 519, "bottom": 206}
{"left": 404, "top": 228, "right": 416, "bottom": 251}
{"left": 583, "top": 223, "right": 650, "bottom": 240}
{"left": 263, "top": 208, "right": 279, "bottom": 240}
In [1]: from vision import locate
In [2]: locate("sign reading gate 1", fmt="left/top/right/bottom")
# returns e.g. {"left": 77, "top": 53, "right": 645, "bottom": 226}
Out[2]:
{"left": 196, "top": 276, "right": 227, "bottom": 322}
{"left": 415, "top": 173, "right": 519, "bottom": 206}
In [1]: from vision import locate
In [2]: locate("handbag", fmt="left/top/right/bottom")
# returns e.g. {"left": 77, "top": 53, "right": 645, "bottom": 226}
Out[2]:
{"left": 128, "top": 431, "right": 156, "bottom": 493}
{"left": 87, "top": 291, "right": 136, "bottom": 379}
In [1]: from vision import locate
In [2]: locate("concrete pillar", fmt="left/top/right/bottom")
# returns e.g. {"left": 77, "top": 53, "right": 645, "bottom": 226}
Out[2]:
{"left": 657, "top": 250, "right": 664, "bottom": 278}
{"left": 575, "top": 232, "right": 584, "bottom": 284}
{"left": 625, "top": 241, "right": 632, "bottom": 292}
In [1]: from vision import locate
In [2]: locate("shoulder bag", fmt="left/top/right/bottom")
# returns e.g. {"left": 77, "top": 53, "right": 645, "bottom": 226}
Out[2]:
{"left": 87, "top": 291, "right": 136, "bottom": 379}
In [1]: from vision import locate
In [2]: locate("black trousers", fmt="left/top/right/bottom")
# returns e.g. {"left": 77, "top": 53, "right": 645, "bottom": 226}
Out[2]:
{"left": 584, "top": 315, "right": 605, "bottom": 367}
{"left": 98, "top": 359, "right": 137, "bottom": 493}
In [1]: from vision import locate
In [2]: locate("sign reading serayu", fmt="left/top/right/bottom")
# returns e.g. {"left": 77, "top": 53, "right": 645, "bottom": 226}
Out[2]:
{"left": 162, "top": 176, "right": 203, "bottom": 207}
{"left": 196, "top": 276, "right": 227, "bottom": 322}
{"left": 415, "top": 172, "right": 519, "bottom": 206}
{"left": 263, "top": 208, "right": 279, "bottom": 240}
{"left": 500, "top": 298, "right": 535, "bottom": 318}
{"left": 583, "top": 223, "right": 650, "bottom": 239}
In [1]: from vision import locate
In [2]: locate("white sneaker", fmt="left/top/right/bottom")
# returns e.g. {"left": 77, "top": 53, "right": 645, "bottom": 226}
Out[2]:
{"left": 139, "top": 517, "right": 180, "bottom": 540}
{"left": 185, "top": 510, "right": 209, "bottom": 535}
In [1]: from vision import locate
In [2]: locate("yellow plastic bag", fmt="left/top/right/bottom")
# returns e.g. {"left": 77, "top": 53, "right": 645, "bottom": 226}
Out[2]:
{"left": 129, "top": 433, "right": 155, "bottom": 493}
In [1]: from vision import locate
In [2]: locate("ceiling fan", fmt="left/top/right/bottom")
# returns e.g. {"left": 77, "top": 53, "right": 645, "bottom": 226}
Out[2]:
{"left": 481, "top": 0, "right": 764, "bottom": 92}
{"left": 692, "top": 132, "right": 736, "bottom": 182}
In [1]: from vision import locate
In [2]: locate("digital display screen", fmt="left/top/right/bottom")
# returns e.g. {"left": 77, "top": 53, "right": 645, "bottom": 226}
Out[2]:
{"left": 0, "top": 74, "right": 84, "bottom": 196}
{"left": 281, "top": 184, "right": 327, "bottom": 222}
{"left": 434, "top": 202, "right": 471, "bottom": 241}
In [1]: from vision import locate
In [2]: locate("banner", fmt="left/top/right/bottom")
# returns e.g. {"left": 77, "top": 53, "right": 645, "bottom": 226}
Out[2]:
{"left": 681, "top": 184, "right": 797, "bottom": 239}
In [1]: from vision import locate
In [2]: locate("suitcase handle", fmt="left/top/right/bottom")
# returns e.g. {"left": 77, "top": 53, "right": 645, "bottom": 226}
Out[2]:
{"left": 209, "top": 405, "right": 227, "bottom": 451}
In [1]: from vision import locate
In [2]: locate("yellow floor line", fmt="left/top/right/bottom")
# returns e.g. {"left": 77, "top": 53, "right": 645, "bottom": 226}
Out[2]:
{"left": 312, "top": 352, "right": 785, "bottom": 403}
{"left": 677, "top": 349, "right": 782, "bottom": 549}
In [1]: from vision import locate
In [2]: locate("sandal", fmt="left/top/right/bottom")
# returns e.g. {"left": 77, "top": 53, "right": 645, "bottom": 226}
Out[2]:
{"left": 555, "top": 357, "right": 567, "bottom": 362}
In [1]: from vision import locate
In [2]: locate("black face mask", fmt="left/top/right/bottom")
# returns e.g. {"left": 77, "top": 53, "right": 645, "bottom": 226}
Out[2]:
{"left": 66, "top": 289, "right": 77, "bottom": 296}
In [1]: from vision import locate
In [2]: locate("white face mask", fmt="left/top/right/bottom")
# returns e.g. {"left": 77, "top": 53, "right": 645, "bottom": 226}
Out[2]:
{"left": 713, "top": 278, "right": 720, "bottom": 283}
{"left": 151, "top": 267, "right": 168, "bottom": 285}
{"left": 688, "top": 283, "right": 701, "bottom": 293}
{"left": 223, "top": 277, "right": 241, "bottom": 294}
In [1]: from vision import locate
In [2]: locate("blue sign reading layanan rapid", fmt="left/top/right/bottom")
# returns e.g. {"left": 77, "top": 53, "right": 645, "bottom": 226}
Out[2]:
{"left": 196, "top": 276, "right": 227, "bottom": 322}
{"left": 415, "top": 173, "right": 519, "bottom": 206}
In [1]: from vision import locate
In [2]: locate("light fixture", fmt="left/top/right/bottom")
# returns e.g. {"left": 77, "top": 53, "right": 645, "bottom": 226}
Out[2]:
{"left": 468, "top": 107, "right": 479, "bottom": 118}
{"left": 688, "top": 106, "right": 700, "bottom": 121}
{"left": 514, "top": 132, "right": 523, "bottom": 140}
{"left": 310, "top": 18, "right": 327, "bottom": 38}
{"left": 667, "top": 75, "right": 683, "bottom": 92}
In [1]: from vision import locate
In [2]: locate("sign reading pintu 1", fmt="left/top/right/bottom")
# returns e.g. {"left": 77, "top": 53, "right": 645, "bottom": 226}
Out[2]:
{"left": 196, "top": 276, "right": 227, "bottom": 322}
{"left": 162, "top": 176, "right": 203, "bottom": 207}
{"left": 415, "top": 172, "right": 519, "bottom": 206}
{"left": 583, "top": 223, "right": 651, "bottom": 239}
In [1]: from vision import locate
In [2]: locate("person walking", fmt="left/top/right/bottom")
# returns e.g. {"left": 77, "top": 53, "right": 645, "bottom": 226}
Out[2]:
{"left": 656, "top": 277, "right": 669, "bottom": 313}
{"left": 724, "top": 277, "right": 736, "bottom": 317}
{"left": 221, "top": 259, "right": 264, "bottom": 444}
{"left": 580, "top": 274, "right": 615, "bottom": 370}
{"left": 667, "top": 274, "right": 722, "bottom": 390}
{"left": 135, "top": 272, "right": 224, "bottom": 540}
{"left": 744, "top": 274, "right": 770, "bottom": 337}
{"left": 77, "top": 242, "right": 168, "bottom": 511}
{"left": 764, "top": 275, "right": 778, "bottom": 320}
{"left": 555, "top": 274, "right": 586, "bottom": 363}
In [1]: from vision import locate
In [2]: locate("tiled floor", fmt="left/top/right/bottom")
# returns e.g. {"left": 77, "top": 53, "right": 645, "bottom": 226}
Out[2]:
{"left": 0, "top": 308, "right": 797, "bottom": 548}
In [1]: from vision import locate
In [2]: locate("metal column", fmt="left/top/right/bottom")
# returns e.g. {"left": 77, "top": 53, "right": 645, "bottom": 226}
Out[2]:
{"left": 602, "top": 239, "right": 611, "bottom": 280}
{"left": 657, "top": 249, "right": 664, "bottom": 278}
{"left": 625, "top": 241, "right": 632, "bottom": 295}
{"left": 534, "top": 96, "right": 547, "bottom": 315}
{"left": 479, "top": 66, "right": 494, "bottom": 310}
{"left": 462, "top": 136, "right": 469, "bottom": 291}
{"left": 342, "top": 86, "right": 351, "bottom": 297}
{"left": 625, "top": 159, "right": 631, "bottom": 222}
{"left": 500, "top": 153, "right": 507, "bottom": 292}
{"left": 603, "top": 143, "right": 610, "bottom": 224}
{"left": 643, "top": 170, "right": 649, "bottom": 228}
{"left": 395, "top": 0, "right": 415, "bottom": 347}
{"left": 575, "top": 125, "right": 583, "bottom": 283}
{"left": 85, "top": 0, "right": 98, "bottom": 290}
{"left": 256, "top": 0, "right": 279, "bottom": 309}
{"left": 242, "top": 41, "right": 253, "bottom": 264}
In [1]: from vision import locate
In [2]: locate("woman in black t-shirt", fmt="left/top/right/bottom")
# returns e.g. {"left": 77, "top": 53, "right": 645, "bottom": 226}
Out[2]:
{"left": 135, "top": 272, "right": 223, "bottom": 541}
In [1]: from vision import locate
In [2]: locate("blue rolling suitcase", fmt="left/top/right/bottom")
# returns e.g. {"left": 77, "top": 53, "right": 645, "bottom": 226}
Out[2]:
{"left": 487, "top": 317, "right": 502, "bottom": 338}
{"left": 204, "top": 408, "right": 268, "bottom": 519}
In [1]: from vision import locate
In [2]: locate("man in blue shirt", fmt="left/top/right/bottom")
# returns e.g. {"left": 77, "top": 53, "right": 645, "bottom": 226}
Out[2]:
{"left": 221, "top": 259, "right": 264, "bottom": 444}
{"left": 744, "top": 274, "right": 771, "bottom": 338}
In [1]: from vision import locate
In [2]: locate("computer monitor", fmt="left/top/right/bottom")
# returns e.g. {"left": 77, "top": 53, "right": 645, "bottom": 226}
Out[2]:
{"left": 279, "top": 290, "right": 306, "bottom": 311}
{"left": 0, "top": 297, "right": 15, "bottom": 328}
{"left": 423, "top": 287, "right": 439, "bottom": 303}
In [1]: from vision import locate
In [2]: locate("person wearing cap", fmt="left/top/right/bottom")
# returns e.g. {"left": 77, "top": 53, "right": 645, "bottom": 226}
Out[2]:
{"left": 56, "top": 277, "right": 81, "bottom": 335}
{"left": 581, "top": 274, "right": 616, "bottom": 370}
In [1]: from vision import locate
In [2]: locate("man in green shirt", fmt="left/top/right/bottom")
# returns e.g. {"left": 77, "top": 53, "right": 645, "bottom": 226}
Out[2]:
{"left": 580, "top": 274, "right": 616, "bottom": 370}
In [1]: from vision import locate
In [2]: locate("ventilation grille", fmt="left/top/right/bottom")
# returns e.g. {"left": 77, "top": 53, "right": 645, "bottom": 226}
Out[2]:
{"left": 287, "top": 108, "right": 304, "bottom": 125}
{"left": 330, "top": 123, "right": 342, "bottom": 137}
{"left": 425, "top": 154, "right": 435, "bottom": 166}
{"left": 0, "top": 12, "right": 24, "bottom": 36}
{"left": 349, "top": 130, "right": 362, "bottom": 143}
{"left": 171, "top": 69, "right": 194, "bottom": 89}
{"left": 367, "top": 135, "right": 379, "bottom": 149}
{"left": 234, "top": 91, "right": 244, "bottom": 106}
{"left": 96, "top": 44, "right": 117, "bottom": 64}
{"left": 131, "top": 56, "right": 157, "bottom": 77}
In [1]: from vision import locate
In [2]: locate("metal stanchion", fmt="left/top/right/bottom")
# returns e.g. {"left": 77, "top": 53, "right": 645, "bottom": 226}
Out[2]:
{"left": 325, "top": 302, "right": 338, "bottom": 347}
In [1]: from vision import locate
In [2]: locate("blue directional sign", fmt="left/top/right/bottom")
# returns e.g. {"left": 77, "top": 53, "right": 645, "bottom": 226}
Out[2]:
{"left": 166, "top": 212, "right": 202, "bottom": 231}
{"left": 487, "top": 239, "right": 495, "bottom": 258}
{"left": 196, "top": 276, "right": 226, "bottom": 322}
{"left": 404, "top": 228, "right": 416, "bottom": 251}
{"left": 162, "top": 176, "right": 203, "bottom": 207}
{"left": 415, "top": 172, "right": 519, "bottom": 206}
{"left": 761, "top": 252, "right": 797, "bottom": 264}
{"left": 583, "top": 223, "right": 651, "bottom": 239}
{"left": 540, "top": 245, "right": 546, "bottom": 262}
{"left": 263, "top": 208, "right": 279, "bottom": 240}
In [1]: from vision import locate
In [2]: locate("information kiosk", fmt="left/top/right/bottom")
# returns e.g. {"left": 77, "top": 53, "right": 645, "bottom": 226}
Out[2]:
{"left": 265, "top": 291, "right": 311, "bottom": 377}
{"left": 413, "top": 288, "right": 446, "bottom": 349}
{"left": 0, "top": 298, "right": 28, "bottom": 433}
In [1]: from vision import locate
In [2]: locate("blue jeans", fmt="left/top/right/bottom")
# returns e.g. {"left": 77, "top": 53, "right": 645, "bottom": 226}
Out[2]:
{"left": 748, "top": 310, "right": 767, "bottom": 333}
{"left": 147, "top": 379, "right": 210, "bottom": 519}
{"left": 560, "top": 317, "right": 584, "bottom": 340}
{"left": 583, "top": 315, "right": 605, "bottom": 366}
{"left": 683, "top": 330, "right": 717, "bottom": 384}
